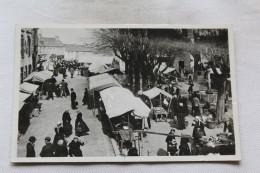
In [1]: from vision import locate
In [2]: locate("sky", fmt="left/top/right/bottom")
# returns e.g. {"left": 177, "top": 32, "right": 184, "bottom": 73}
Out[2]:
{"left": 40, "top": 28, "right": 97, "bottom": 45}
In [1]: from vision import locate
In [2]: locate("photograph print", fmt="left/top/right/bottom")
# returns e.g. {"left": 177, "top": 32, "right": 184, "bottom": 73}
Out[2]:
{"left": 11, "top": 24, "right": 240, "bottom": 162}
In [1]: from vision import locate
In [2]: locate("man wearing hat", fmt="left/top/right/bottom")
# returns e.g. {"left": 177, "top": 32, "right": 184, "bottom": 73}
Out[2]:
{"left": 40, "top": 137, "right": 55, "bottom": 157}
{"left": 26, "top": 136, "right": 36, "bottom": 157}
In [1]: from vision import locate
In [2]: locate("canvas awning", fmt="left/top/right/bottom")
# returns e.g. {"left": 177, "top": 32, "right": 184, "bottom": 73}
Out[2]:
{"left": 100, "top": 87, "right": 134, "bottom": 118}
{"left": 19, "top": 92, "right": 31, "bottom": 110}
{"left": 24, "top": 71, "right": 52, "bottom": 83}
{"left": 142, "top": 87, "right": 173, "bottom": 99}
{"left": 89, "top": 62, "right": 115, "bottom": 74}
{"left": 88, "top": 73, "right": 122, "bottom": 92}
{"left": 100, "top": 87, "right": 150, "bottom": 118}
{"left": 20, "top": 82, "right": 39, "bottom": 94}
{"left": 131, "top": 97, "right": 151, "bottom": 118}
{"left": 163, "top": 67, "right": 176, "bottom": 74}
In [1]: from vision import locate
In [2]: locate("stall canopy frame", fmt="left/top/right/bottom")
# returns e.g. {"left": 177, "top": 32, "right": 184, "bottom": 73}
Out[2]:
{"left": 142, "top": 87, "right": 173, "bottom": 113}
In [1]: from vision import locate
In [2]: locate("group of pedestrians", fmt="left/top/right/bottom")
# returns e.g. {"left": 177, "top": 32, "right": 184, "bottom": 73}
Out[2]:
{"left": 26, "top": 110, "right": 90, "bottom": 157}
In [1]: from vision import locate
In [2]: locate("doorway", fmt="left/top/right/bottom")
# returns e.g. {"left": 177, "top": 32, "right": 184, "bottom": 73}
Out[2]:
{"left": 178, "top": 61, "right": 184, "bottom": 74}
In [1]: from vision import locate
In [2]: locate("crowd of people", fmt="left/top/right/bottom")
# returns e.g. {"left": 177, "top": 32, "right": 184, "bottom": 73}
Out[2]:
{"left": 141, "top": 75, "right": 234, "bottom": 156}
{"left": 25, "top": 59, "right": 93, "bottom": 157}
{"left": 26, "top": 110, "right": 90, "bottom": 157}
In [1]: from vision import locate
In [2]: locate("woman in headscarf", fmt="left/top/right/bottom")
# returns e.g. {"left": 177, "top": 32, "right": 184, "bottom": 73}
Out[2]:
{"left": 68, "top": 136, "right": 84, "bottom": 157}
{"left": 179, "top": 137, "right": 191, "bottom": 156}
{"left": 75, "top": 112, "right": 90, "bottom": 137}
{"left": 82, "top": 88, "right": 88, "bottom": 106}
{"left": 53, "top": 122, "right": 65, "bottom": 147}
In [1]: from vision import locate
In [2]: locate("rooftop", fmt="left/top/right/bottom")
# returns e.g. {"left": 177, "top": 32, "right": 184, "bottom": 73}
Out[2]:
{"left": 39, "top": 37, "right": 64, "bottom": 47}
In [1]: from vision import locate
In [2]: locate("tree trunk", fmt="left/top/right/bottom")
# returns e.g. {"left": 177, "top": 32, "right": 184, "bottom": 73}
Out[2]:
{"left": 134, "top": 67, "right": 140, "bottom": 93}
{"left": 216, "top": 81, "right": 227, "bottom": 123}
{"left": 125, "top": 61, "right": 129, "bottom": 74}
{"left": 128, "top": 63, "right": 133, "bottom": 89}
{"left": 141, "top": 71, "right": 147, "bottom": 90}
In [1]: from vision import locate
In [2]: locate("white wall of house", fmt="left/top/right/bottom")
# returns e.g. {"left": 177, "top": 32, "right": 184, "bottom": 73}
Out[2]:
{"left": 64, "top": 51, "right": 77, "bottom": 61}
{"left": 38, "top": 47, "right": 65, "bottom": 57}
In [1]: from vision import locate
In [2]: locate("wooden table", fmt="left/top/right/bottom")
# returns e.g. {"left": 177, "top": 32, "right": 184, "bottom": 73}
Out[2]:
{"left": 153, "top": 107, "right": 168, "bottom": 122}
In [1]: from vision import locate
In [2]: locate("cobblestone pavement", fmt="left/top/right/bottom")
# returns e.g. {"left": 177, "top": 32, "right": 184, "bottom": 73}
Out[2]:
{"left": 17, "top": 71, "right": 115, "bottom": 157}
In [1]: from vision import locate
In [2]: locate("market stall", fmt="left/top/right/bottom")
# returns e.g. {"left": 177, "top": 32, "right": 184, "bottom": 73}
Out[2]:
{"left": 87, "top": 73, "right": 122, "bottom": 109}
{"left": 24, "top": 70, "right": 52, "bottom": 83}
{"left": 23, "top": 71, "right": 53, "bottom": 99}
{"left": 20, "top": 82, "right": 39, "bottom": 94}
{"left": 100, "top": 87, "right": 151, "bottom": 155}
{"left": 142, "top": 87, "right": 173, "bottom": 122}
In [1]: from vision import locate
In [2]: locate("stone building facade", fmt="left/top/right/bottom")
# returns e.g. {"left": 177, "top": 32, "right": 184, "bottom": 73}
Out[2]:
{"left": 20, "top": 28, "right": 38, "bottom": 84}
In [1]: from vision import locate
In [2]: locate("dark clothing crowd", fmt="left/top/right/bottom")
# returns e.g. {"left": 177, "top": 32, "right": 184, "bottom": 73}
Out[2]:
{"left": 26, "top": 110, "right": 90, "bottom": 157}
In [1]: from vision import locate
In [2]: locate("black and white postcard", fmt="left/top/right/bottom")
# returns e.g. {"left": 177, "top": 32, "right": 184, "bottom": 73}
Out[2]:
{"left": 11, "top": 24, "right": 241, "bottom": 162}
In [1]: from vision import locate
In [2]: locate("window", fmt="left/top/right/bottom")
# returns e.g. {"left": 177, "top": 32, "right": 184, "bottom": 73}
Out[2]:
{"left": 20, "top": 67, "right": 24, "bottom": 84}
{"left": 24, "top": 66, "right": 27, "bottom": 78}
{"left": 28, "top": 64, "right": 32, "bottom": 74}
{"left": 25, "top": 40, "right": 27, "bottom": 54}
{"left": 27, "top": 36, "right": 31, "bottom": 56}
{"left": 21, "top": 35, "right": 25, "bottom": 58}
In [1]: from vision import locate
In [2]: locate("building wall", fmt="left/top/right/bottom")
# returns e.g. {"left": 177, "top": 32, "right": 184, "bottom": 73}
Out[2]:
{"left": 64, "top": 51, "right": 78, "bottom": 61}
{"left": 173, "top": 52, "right": 192, "bottom": 73}
{"left": 38, "top": 47, "right": 65, "bottom": 57}
{"left": 20, "top": 29, "right": 35, "bottom": 84}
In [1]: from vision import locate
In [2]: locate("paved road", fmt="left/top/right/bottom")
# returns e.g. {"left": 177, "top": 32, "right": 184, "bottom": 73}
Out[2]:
{"left": 17, "top": 71, "right": 115, "bottom": 157}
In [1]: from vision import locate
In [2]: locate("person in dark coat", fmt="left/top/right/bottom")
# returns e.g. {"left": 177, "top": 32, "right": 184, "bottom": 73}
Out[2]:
{"left": 176, "top": 96, "right": 188, "bottom": 130}
{"left": 54, "top": 139, "right": 68, "bottom": 157}
{"left": 60, "top": 79, "right": 67, "bottom": 98}
{"left": 62, "top": 67, "right": 67, "bottom": 79}
{"left": 165, "top": 129, "right": 176, "bottom": 154}
{"left": 26, "top": 136, "right": 36, "bottom": 157}
{"left": 68, "top": 136, "right": 84, "bottom": 157}
{"left": 192, "top": 116, "right": 206, "bottom": 144}
{"left": 55, "top": 84, "right": 61, "bottom": 98}
{"left": 192, "top": 93, "right": 200, "bottom": 116}
{"left": 82, "top": 88, "right": 88, "bottom": 106}
{"left": 188, "top": 84, "right": 193, "bottom": 94}
{"left": 75, "top": 112, "right": 90, "bottom": 137}
{"left": 167, "top": 139, "right": 178, "bottom": 156}
{"left": 53, "top": 122, "right": 65, "bottom": 147}
{"left": 62, "top": 110, "right": 72, "bottom": 137}
{"left": 71, "top": 88, "right": 77, "bottom": 109}
{"left": 171, "top": 95, "right": 178, "bottom": 120}
{"left": 40, "top": 137, "right": 55, "bottom": 157}
{"left": 179, "top": 137, "right": 191, "bottom": 156}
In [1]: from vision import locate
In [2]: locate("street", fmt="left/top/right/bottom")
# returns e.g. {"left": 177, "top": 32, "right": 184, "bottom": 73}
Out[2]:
{"left": 17, "top": 71, "right": 115, "bottom": 157}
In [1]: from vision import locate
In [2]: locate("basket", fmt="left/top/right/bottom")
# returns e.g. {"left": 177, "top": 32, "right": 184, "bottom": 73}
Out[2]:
{"left": 206, "top": 120, "right": 217, "bottom": 129}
